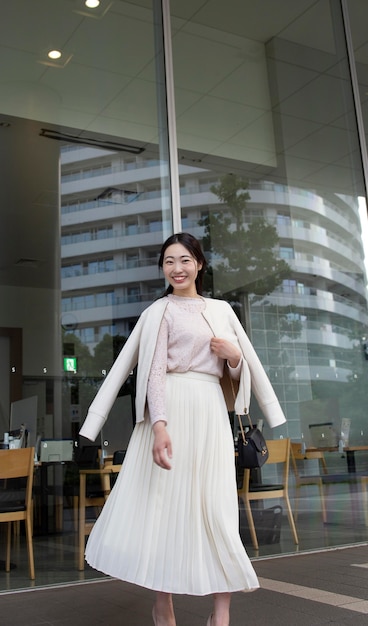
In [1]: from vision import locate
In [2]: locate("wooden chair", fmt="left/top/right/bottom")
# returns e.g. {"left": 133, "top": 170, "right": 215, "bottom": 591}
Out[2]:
{"left": 0, "top": 447, "right": 35, "bottom": 579}
{"left": 238, "top": 438, "right": 298, "bottom": 550}
{"left": 78, "top": 464, "right": 122, "bottom": 570}
{"left": 311, "top": 450, "right": 368, "bottom": 525}
{"left": 290, "top": 442, "right": 327, "bottom": 523}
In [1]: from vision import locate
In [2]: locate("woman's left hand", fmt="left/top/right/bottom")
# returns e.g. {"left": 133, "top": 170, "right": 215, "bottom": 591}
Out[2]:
{"left": 210, "top": 337, "right": 241, "bottom": 368}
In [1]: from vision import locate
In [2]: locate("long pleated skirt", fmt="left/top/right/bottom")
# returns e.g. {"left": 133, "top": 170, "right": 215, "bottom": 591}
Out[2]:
{"left": 85, "top": 371, "right": 259, "bottom": 595}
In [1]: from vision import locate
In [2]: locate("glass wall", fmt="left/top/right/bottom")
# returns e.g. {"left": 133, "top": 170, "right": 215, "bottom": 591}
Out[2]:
{"left": 0, "top": 0, "right": 171, "bottom": 591}
{"left": 170, "top": 0, "right": 368, "bottom": 555}
{"left": 1, "top": 0, "right": 368, "bottom": 591}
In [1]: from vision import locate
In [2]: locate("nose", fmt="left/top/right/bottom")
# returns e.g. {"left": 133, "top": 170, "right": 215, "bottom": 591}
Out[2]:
{"left": 172, "top": 260, "right": 184, "bottom": 273}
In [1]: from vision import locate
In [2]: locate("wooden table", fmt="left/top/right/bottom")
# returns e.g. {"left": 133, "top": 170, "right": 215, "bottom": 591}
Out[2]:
{"left": 306, "top": 445, "right": 368, "bottom": 473}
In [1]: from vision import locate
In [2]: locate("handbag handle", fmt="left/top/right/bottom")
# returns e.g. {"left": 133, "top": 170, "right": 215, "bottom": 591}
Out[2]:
{"left": 229, "top": 374, "right": 252, "bottom": 444}
{"left": 237, "top": 411, "right": 253, "bottom": 444}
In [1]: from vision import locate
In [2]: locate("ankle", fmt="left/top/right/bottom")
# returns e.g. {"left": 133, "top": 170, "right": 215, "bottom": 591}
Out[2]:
{"left": 152, "top": 603, "right": 176, "bottom": 626}
{"left": 212, "top": 617, "right": 229, "bottom": 626}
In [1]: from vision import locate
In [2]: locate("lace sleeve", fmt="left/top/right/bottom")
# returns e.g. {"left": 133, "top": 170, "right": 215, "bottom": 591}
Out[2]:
{"left": 147, "top": 316, "right": 168, "bottom": 425}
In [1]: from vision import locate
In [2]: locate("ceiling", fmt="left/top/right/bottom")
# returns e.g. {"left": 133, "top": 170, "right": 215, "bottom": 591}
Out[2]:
{"left": 1, "top": 0, "right": 368, "bottom": 288}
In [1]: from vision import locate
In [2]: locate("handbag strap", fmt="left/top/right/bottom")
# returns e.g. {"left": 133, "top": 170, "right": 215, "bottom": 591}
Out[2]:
{"left": 229, "top": 374, "right": 252, "bottom": 443}
{"left": 237, "top": 413, "right": 247, "bottom": 444}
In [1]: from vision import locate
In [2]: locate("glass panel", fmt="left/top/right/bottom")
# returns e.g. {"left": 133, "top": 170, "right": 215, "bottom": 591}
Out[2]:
{"left": 0, "top": 0, "right": 170, "bottom": 590}
{"left": 171, "top": 0, "right": 368, "bottom": 556}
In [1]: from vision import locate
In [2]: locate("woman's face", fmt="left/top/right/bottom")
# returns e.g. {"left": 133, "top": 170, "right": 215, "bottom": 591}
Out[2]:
{"left": 162, "top": 243, "right": 202, "bottom": 297}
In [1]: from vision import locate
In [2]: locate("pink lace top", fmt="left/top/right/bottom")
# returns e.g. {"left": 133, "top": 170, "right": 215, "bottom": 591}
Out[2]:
{"left": 147, "top": 294, "right": 241, "bottom": 425}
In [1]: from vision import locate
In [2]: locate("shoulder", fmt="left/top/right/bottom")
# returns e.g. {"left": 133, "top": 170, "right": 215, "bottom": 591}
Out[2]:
{"left": 132, "top": 298, "right": 169, "bottom": 354}
{"left": 138, "top": 297, "right": 169, "bottom": 324}
{"left": 203, "top": 297, "right": 245, "bottom": 334}
{"left": 142, "top": 297, "right": 168, "bottom": 315}
{"left": 203, "top": 297, "right": 234, "bottom": 313}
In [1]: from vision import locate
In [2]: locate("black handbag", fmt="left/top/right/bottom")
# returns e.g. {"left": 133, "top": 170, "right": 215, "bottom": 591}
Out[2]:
{"left": 237, "top": 412, "right": 269, "bottom": 469}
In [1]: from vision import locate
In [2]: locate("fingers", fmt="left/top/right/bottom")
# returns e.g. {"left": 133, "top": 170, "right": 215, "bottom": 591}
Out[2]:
{"left": 153, "top": 448, "right": 172, "bottom": 470}
{"left": 210, "top": 337, "right": 238, "bottom": 358}
{"left": 210, "top": 337, "right": 229, "bottom": 352}
{"left": 158, "top": 454, "right": 172, "bottom": 470}
{"left": 152, "top": 431, "right": 172, "bottom": 470}
{"left": 210, "top": 337, "right": 241, "bottom": 368}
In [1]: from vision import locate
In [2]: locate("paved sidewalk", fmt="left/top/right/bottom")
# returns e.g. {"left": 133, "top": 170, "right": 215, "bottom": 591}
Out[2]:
{"left": 1, "top": 544, "right": 368, "bottom": 625}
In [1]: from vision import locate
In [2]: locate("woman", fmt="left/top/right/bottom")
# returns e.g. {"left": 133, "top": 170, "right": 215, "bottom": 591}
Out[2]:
{"left": 80, "top": 232, "right": 286, "bottom": 626}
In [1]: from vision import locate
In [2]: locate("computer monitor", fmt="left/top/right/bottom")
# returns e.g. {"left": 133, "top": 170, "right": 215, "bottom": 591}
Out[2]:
{"left": 10, "top": 396, "right": 38, "bottom": 447}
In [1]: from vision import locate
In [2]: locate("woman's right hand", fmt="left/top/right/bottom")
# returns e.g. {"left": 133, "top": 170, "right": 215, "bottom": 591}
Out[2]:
{"left": 152, "top": 421, "right": 172, "bottom": 470}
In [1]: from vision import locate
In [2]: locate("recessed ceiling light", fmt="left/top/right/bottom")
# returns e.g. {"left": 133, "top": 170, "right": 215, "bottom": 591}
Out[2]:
{"left": 48, "top": 50, "right": 62, "bottom": 60}
{"left": 39, "top": 49, "right": 72, "bottom": 68}
{"left": 73, "top": 0, "right": 112, "bottom": 18}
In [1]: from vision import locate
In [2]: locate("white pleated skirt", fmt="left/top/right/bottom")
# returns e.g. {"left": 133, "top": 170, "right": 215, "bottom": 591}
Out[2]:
{"left": 85, "top": 371, "right": 259, "bottom": 595}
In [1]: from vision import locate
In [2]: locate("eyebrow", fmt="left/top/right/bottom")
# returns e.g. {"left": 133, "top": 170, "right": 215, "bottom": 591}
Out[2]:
{"left": 164, "top": 254, "right": 192, "bottom": 260}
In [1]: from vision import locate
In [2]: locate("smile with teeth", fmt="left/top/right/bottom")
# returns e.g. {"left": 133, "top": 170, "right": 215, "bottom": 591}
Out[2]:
{"left": 173, "top": 276, "right": 186, "bottom": 282}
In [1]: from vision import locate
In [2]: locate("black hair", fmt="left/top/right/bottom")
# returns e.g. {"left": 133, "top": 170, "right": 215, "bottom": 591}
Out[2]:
{"left": 158, "top": 232, "right": 207, "bottom": 296}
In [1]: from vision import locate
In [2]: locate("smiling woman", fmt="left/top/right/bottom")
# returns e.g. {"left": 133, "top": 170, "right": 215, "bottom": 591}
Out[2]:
{"left": 80, "top": 231, "right": 288, "bottom": 625}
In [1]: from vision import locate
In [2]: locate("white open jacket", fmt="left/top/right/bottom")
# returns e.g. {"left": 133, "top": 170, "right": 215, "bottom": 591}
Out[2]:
{"left": 80, "top": 297, "right": 286, "bottom": 441}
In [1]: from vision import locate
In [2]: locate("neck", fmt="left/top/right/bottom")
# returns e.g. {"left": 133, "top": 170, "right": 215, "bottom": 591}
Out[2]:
{"left": 172, "top": 289, "right": 199, "bottom": 298}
